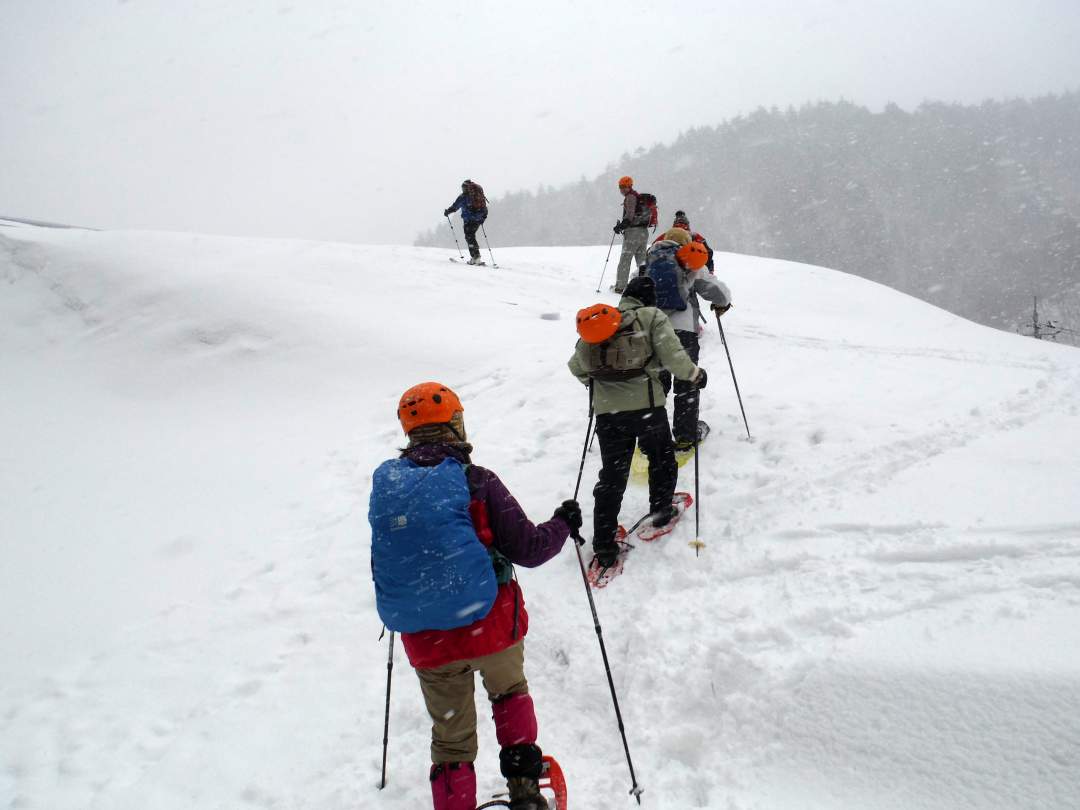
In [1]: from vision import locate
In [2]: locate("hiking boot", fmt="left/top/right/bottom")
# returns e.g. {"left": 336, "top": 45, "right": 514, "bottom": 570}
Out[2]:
{"left": 592, "top": 542, "right": 619, "bottom": 568}
{"left": 507, "top": 776, "right": 549, "bottom": 810}
{"left": 651, "top": 504, "right": 679, "bottom": 528}
{"left": 467, "top": 256, "right": 482, "bottom": 265}
{"left": 674, "top": 422, "right": 708, "bottom": 450}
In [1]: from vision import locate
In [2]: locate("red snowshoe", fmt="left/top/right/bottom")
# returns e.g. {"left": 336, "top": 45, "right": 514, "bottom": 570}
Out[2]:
{"left": 636, "top": 492, "right": 693, "bottom": 542}
{"left": 586, "top": 527, "right": 631, "bottom": 589}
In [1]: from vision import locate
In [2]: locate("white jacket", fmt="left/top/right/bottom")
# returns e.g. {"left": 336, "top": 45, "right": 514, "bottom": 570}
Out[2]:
{"left": 665, "top": 267, "right": 731, "bottom": 332}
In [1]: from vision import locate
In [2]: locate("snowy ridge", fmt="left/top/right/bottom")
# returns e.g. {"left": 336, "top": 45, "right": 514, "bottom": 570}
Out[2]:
{"left": 2, "top": 226, "right": 1079, "bottom": 809}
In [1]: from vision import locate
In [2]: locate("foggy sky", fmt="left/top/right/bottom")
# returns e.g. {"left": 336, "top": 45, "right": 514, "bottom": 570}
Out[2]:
{"left": 4, "top": 0, "right": 1080, "bottom": 246}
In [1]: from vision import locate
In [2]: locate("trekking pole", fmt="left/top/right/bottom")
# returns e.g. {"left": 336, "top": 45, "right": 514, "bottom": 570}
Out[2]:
{"left": 716, "top": 311, "right": 751, "bottom": 440}
{"left": 445, "top": 215, "right": 465, "bottom": 260}
{"left": 573, "top": 382, "right": 595, "bottom": 499}
{"left": 480, "top": 223, "right": 499, "bottom": 269}
{"left": 379, "top": 630, "right": 396, "bottom": 790}
{"left": 571, "top": 537, "right": 643, "bottom": 803}
{"left": 595, "top": 232, "right": 617, "bottom": 292}
{"left": 688, "top": 428, "right": 704, "bottom": 556}
{"left": 569, "top": 385, "right": 643, "bottom": 804}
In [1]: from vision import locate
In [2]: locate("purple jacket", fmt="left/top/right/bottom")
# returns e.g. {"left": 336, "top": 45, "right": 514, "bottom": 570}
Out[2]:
{"left": 398, "top": 443, "right": 570, "bottom": 668}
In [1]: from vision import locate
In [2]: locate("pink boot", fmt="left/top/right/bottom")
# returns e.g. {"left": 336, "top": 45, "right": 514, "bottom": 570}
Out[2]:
{"left": 430, "top": 762, "right": 476, "bottom": 810}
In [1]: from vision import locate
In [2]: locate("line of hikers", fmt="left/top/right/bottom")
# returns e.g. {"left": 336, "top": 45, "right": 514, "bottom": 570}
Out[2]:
{"left": 373, "top": 178, "right": 733, "bottom": 809}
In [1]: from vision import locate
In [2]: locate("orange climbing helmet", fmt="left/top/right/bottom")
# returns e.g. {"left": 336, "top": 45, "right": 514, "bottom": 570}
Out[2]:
{"left": 617, "top": 175, "right": 633, "bottom": 189}
{"left": 397, "top": 382, "right": 463, "bottom": 434}
{"left": 576, "top": 303, "right": 622, "bottom": 344}
{"left": 676, "top": 241, "right": 710, "bottom": 270}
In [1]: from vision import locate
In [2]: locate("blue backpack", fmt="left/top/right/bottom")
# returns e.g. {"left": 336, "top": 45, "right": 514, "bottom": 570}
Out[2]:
{"left": 646, "top": 242, "right": 687, "bottom": 311}
{"left": 369, "top": 457, "right": 498, "bottom": 633}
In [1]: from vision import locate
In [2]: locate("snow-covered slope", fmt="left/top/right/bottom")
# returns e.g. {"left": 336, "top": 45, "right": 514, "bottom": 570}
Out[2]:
{"left": 2, "top": 222, "right": 1079, "bottom": 810}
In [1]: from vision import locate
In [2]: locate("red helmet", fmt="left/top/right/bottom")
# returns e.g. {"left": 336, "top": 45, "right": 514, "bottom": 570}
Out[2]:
{"left": 397, "top": 382, "right": 463, "bottom": 434}
{"left": 576, "top": 304, "right": 622, "bottom": 344}
{"left": 676, "top": 242, "right": 709, "bottom": 270}
{"left": 617, "top": 175, "right": 633, "bottom": 189}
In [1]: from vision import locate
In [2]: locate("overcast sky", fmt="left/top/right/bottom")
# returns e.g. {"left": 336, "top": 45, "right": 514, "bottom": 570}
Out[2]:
{"left": 3, "top": 0, "right": 1080, "bottom": 245}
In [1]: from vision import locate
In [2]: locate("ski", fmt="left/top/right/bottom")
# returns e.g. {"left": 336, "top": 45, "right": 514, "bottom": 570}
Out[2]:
{"left": 636, "top": 492, "right": 693, "bottom": 542}
{"left": 449, "top": 257, "right": 486, "bottom": 266}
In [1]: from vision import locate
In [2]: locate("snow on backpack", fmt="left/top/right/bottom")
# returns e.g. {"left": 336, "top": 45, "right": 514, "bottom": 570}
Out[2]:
{"left": 575, "top": 304, "right": 652, "bottom": 381}
{"left": 463, "top": 181, "right": 488, "bottom": 212}
{"left": 636, "top": 192, "right": 659, "bottom": 229}
{"left": 369, "top": 457, "right": 498, "bottom": 633}
{"left": 646, "top": 241, "right": 688, "bottom": 311}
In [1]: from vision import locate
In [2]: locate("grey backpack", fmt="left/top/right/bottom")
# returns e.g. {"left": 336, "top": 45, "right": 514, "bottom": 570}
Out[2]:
{"left": 580, "top": 310, "right": 653, "bottom": 381}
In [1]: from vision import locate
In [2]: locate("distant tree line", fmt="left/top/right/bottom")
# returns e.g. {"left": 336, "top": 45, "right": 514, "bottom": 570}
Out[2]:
{"left": 417, "top": 94, "right": 1080, "bottom": 342}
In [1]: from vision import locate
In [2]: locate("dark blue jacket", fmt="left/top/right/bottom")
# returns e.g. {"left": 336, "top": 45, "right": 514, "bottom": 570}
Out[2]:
{"left": 446, "top": 193, "right": 488, "bottom": 224}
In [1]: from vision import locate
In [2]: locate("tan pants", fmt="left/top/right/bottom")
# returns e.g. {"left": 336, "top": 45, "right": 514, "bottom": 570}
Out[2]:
{"left": 616, "top": 226, "right": 649, "bottom": 289}
{"left": 416, "top": 642, "right": 530, "bottom": 764}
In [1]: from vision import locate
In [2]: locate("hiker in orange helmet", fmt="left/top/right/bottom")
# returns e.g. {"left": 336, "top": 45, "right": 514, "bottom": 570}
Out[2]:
{"left": 645, "top": 224, "right": 732, "bottom": 450}
{"left": 370, "top": 382, "right": 580, "bottom": 810}
{"left": 654, "top": 210, "right": 715, "bottom": 273}
{"left": 568, "top": 278, "right": 706, "bottom": 576}
{"left": 611, "top": 176, "right": 651, "bottom": 294}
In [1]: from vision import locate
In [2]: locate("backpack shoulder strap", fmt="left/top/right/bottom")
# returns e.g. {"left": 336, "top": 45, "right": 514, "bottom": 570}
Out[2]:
{"left": 462, "top": 463, "right": 483, "bottom": 496}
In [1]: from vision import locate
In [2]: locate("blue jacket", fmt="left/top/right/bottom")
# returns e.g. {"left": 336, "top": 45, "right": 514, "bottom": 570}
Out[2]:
{"left": 446, "top": 192, "right": 488, "bottom": 224}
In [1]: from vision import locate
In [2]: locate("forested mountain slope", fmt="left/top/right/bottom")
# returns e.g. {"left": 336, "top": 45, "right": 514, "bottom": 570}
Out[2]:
{"left": 418, "top": 94, "right": 1080, "bottom": 342}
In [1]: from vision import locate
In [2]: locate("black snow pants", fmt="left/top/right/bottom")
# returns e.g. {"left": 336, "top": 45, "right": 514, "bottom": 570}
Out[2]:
{"left": 592, "top": 406, "right": 677, "bottom": 553}
{"left": 463, "top": 220, "right": 482, "bottom": 260}
{"left": 659, "top": 329, "right": 700, "bottom": 444}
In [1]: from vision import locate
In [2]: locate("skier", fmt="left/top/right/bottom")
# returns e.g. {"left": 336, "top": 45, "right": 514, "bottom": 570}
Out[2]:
{"left": 368, "top": 382, "right": 581, "bottom": 810}
{"left": 444, "top": 179, "right": 488, "bottom": 265}
{"left": 645, "top": 229, "right": 732, "bottom": 449}
{"left": 568, "top": 277, "right": 706, "bottom": 570}
{"left": 611, "top": 176, "right": 652, "bottom": 293}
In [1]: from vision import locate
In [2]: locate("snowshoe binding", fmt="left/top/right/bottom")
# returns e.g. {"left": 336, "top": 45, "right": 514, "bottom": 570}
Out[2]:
{"left": 476, "top": 756, "right": 566, "bottom": 810}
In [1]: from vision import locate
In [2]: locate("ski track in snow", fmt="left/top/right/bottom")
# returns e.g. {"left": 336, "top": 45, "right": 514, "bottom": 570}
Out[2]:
{"left": 2, "top": 230, "right": 1079, "bottom": 809}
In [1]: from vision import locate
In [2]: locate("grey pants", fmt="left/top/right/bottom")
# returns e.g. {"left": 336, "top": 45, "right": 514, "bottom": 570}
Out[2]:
{"left": 615, "top": 226, "right": 648, "bottom": 290}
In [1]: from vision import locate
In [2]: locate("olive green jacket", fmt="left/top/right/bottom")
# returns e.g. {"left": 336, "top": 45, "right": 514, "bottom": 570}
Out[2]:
{"left": 568, "top": 296, "right": 699, "bottom": 415}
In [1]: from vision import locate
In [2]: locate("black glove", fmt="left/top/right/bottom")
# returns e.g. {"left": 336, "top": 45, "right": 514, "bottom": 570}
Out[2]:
{"left": 554, "top": 499, "right": 583, "bottom": 532}
{"left": 613, "top": 220, "right": 625, "bottom": 234}
{"left": 443, "top": 208, "right": 452, "bottom": 217}
{"left": 712, "top": 302, "right": 732, "bottom": 316}
{"left": 692, "top": 368, "right": 708, "bottom": 390}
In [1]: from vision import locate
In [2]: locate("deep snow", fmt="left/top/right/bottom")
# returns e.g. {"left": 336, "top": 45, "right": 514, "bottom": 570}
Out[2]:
{"left": 2, "top": 222, "right": 1079, "bottom": 809}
